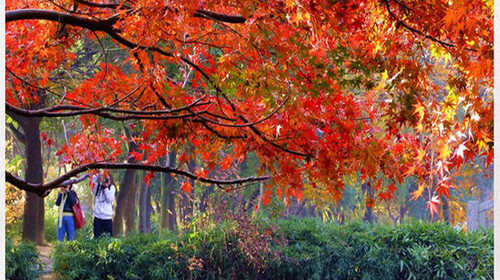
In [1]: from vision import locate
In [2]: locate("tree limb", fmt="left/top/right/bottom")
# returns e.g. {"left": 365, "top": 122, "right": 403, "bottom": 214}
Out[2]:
{"left": 6, "top": 162, "right": 270, "bottom": 196}
{"left": 383, "top": 0, "right": 476, "bottom": 52}
{"left": 74, "top": 0, "right": 247, "bottom": 23}
{"left": 6, "top": 9, "right": 118, "bottom": 31}
{"left": 6, "top": 122, "right": 26, "bottom": 143}
{"left": 6, "top": 98, "right": 209, "bottom": 119}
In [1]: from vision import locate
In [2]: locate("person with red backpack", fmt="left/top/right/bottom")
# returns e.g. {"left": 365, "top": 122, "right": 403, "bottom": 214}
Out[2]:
{"left": 55, "top": 184, "right": 77, "bottom": 241}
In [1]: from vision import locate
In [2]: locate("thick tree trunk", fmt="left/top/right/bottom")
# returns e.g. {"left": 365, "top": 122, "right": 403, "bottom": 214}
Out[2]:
{"left": 113, "top": 168, "right": 137, "bottom": 236}
{"left": 22, "top": 193, "right": 44, "bottom": 244}
{"left": 21, "top": 117, "right": 45, "bottom": 244}
{"left": 113, "top": 129, "right": 140, "bottom": 236}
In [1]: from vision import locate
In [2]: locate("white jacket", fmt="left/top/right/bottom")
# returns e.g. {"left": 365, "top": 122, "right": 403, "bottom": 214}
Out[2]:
{"left": 92, "top": 176, "right": 116, "bottom": 220}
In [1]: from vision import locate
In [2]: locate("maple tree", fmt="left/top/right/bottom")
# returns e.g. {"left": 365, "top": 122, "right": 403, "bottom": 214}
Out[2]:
{"left": 5, "top": 0, "right": 493, "bottom": 218}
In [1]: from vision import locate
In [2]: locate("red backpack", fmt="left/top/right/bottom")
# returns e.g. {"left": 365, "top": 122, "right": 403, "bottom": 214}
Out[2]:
{"left": 72, "top": 195, "right": 85, "bottom": 229}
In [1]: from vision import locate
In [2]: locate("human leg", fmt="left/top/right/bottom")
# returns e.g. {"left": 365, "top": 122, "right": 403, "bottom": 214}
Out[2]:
{"left": 57, "top": 218, "right": 65, "bottom": 242}
{"left": 103, "top": 219, "right": 113, "bottom": 237}
{"left": 94, "top": 217, "right": 104, "bottom": 239}
{"left": 65, "top": 216, "right": 76, "bottom": 241}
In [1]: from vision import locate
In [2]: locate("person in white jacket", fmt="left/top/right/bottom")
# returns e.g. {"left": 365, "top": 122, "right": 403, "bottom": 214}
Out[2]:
{"left": 92, "top": 174, "right": 116, "bottom": 238}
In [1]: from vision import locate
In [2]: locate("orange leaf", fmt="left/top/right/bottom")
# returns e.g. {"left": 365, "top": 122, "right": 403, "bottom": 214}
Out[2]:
{"left": 416, "top": 147, "right": 425, "bottom": 161}
{"left": 181, "top": 181, "right": 193, "bottom": 194}
{"left": 410, "top": 182, "right": 425, "bottom": 201}
{"left": 221, "top": 155, "right": 233, "bottom": 170}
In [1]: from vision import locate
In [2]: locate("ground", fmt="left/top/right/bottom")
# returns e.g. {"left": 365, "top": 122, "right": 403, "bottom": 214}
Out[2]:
{"left": 37, "top": 245, "right": 56, "bottom": 280}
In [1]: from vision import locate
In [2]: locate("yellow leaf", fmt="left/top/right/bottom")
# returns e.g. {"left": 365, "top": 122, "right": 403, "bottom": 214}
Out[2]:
{"left": 416, "top": 148, "right": 425, "bottom": 161}
{"left": 477, "top": 139, "right": 489, "bottom": 152}
{"left": 416, "top": 123, "right": 424, "bottom": 132}
{"left": 373, "top": 70, "right": 388, "bottom": 92}
{"left": 439, "top": 145, "right": 452, "bottom": 159}
{"left": 413, "top": 102, "right": 425, "bottom": 121}
{"left": 410, "top": 182, "right": 426, "bottom": 201}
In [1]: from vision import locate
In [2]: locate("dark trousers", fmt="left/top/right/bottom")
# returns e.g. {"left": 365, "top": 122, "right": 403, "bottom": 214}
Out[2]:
{"left": 94, "top": 217, "right": 113, "bottom": 239}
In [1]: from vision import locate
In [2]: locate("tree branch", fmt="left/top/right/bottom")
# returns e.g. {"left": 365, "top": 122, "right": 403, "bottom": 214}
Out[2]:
{"left": 6, "top": 162, "right": 270, "bottom": 195}
{"left": 74, "top": 0, "right": 247, "bottom": 23}
{"left": 188, "top": 91, "right": 289, "bottom": 128}
{"left": 6, "top": 103, "right": 198, "bottom": 120}
{"left": 6, "top": 9, "right": 117, "bottom": 31}
{"left": 383, "top": 0, "right": 476, "bottom": 52}
{"left": 6, "top": 123, "right": 26, "bottom": 143}
{"left": 199, "top": 121, "right": 246, "bottom": 140}
{"left": 40, "top": 173, "right": 91, "bottom": 197}
{"left": 6, "top": 97, "right": 210, "bottom": 120}
{"left": 74, "top": 0, "right": 121, "bottom": 9}
{"left": 193, "top": 9, "right": 246, "bottom": 24}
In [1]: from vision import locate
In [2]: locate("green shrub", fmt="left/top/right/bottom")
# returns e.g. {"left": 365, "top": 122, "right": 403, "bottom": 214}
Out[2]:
{"left": 52, "top": 218, "right": 493, "bottom": 280}
{"left": 5, "top": 238, "right": 42, "bottom": 280}
{"left": 6, "top": 219, "right": 23, "bottom": 243}
{"left": 44, "top": 208, "right": 58, "bottom": 243}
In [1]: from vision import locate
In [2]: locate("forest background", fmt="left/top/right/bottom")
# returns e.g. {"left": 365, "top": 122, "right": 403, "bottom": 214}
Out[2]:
{"left": 2, "top": 1, "right": 496, "bottom": 277}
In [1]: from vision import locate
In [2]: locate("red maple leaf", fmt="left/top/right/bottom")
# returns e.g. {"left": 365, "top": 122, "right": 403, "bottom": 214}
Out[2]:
{"left": 181, "top": 181, "right": 193, "bottom": 194}
{"left": 426, "top": 196, "right": 440, "bottom": 217}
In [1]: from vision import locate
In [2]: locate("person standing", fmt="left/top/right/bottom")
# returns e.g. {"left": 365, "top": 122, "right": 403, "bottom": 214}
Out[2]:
{"left": 93, "top": 174, "right": 116, "bottom": 238}
{"left": 55, "top": 184, "right": 77, "bottom": 241}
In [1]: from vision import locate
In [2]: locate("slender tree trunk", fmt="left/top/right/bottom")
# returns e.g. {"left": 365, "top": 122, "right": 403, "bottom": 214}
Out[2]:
{"left": 161, "top": 151, "right": 178, "bottom": 232}
{"left": 441, "top": 195, "right": 450, "bottom": 224}
{"left": 255, "top": 182, "right": 264, "bottom": 213}
{"left": 199, "top": 167, "right": 215, "bottom": 213}
{"left": 399, "top": 205, "right": 407, "bottom": 224}
{"left": 123, "top": 174, "right": 137, "bottom": 234}
{"left": 180, "top": 158, "right": 195, "bottom": 223}
{"left": 245, "top": 188, "right": 261, "bottom": 213}
{"left": 160, "top": 156, "right": 168, "bottom": 231}
{"left": 138, "top": 171, "right": 151, "bottom": 234}
{"left": 167, "top": 189, "right": 177, "bottom": 231}
{"left": 199, "top": 187, "right": 209, "bottom": 214}
{"left": 362, "top": 181, "right": 375, "bottom": 223}
{"left": 146, "top": 185, "right": 153, "bottom": 231}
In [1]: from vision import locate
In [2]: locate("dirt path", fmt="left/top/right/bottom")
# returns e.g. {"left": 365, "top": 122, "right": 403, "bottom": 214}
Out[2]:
{"left": 37, "top": 245, "right": 56, "bottom": 280}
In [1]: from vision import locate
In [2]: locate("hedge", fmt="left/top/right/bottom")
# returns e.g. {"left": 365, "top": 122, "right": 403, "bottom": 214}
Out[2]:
{"left": 5, "top": 238, "right": 42, "bottom": 280}
{"left": 52, "top": 218, "right": 493, "bottom": 280}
